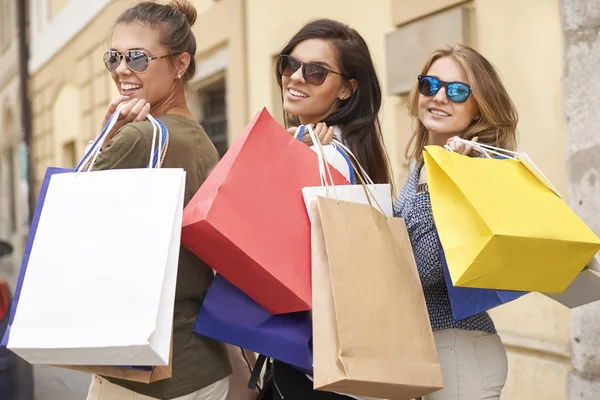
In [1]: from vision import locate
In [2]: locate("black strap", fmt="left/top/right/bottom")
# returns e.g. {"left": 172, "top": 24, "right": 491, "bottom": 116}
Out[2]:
{"left": 248, "top": 354, "right": 268, "bottom": 389}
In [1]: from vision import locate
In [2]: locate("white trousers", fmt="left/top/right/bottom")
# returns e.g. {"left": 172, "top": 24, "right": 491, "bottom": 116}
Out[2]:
{"left": 424, "top": 329, "right": 508, "bottom": 400}
{"left": 85, "top": 375, "right": 229, "bottom": 400}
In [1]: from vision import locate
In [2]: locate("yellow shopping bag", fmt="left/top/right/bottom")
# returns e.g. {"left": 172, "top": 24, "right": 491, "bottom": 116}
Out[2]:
{"left": 424, "top": 145, "right": 600, "bottom": 293}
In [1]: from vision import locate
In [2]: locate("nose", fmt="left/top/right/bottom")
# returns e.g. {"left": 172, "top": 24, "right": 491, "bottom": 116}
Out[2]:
{"left": 432, "top": 86, "right": 448, "bottom": 104}
{"left": 290, "top": 65, "right": 305, "bottom": 83}
{"left": 115, "top": 55, "right": 131, "bottom": 75}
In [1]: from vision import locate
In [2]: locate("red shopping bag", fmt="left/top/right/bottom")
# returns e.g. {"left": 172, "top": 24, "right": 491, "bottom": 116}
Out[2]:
{"left": 181, "top": 108, "right": 348, "bottom": 314}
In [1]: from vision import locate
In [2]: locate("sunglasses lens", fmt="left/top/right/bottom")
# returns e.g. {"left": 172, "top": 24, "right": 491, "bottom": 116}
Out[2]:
{"left": 447, "top": 83, "right": 470, "bottom": 103}
{"left": 304, "top": 64, "right": 329, "bottom": 85}
{"left": 418, "top": 76, "right": 440, "bottom": 96}
{"left": 125, "top": 50, "right": 149, "bottom": 72}
{"left": 279, "top": 55, "right": 300, "bottom": 77}
{"left": 103, "top": 51, "right": 121, "bottom": 72}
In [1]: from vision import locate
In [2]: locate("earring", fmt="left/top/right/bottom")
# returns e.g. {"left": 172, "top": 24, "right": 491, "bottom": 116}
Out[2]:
{"left": 177, "top": 73, "right": 181, "bottom": 79}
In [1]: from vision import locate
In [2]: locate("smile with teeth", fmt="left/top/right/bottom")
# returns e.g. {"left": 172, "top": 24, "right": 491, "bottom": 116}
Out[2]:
{"left": 289, "top": 88, "right": 308, "bottom": 98}
{"left": 430, "top": 109, "right": 450, "bottom": 117}
{"left": 122, "top": 83, "right": 142, "bottom": 91}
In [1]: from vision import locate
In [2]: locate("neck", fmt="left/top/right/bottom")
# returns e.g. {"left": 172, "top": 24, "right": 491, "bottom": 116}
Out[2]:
{"left": 150, "top": 86, "right": 194, "bottom": 120}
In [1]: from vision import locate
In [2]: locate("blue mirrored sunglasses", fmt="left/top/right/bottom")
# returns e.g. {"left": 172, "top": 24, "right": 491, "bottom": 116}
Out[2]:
{"left": 417, "top": 75, "right": 471, "bottom": 103}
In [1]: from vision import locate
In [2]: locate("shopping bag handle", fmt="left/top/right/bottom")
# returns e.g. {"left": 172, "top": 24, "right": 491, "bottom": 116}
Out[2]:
{"left": 295, "top": 126, "right": 356, "bottom": 184}
{"left": 305, "top": 124, "right": 386, "bottom": 214}
{"left": 330, "top": 139, "right": 375, "bottom": 185}
{"left": 444, "top": 137, "right": 517, "bottom": 160}
{"left": 443, "top": 138, "right": 562, "bottom": 198}
{"left": 75, "top": 108, "right": 169, "bottom": 172}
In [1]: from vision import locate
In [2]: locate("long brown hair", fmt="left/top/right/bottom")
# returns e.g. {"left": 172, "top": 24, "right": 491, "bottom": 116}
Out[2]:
{"left": 276, "top": 19, "right": 394, "bottom": 185}
{"left": 405, "top": 44, "right": 519, "bottom": 164}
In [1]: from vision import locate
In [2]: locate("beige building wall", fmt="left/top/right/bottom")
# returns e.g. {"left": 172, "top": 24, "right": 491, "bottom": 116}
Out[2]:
{"left": 31, "top": 0, "right": 572, "bottom": 398}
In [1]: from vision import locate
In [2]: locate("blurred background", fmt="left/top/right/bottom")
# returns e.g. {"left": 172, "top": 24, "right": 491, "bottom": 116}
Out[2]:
{"left": 0, "top": 0, "right": 598, "bottom": 399}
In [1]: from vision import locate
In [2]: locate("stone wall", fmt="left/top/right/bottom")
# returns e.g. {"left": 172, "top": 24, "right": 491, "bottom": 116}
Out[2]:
{"left": 562, "top": 0, "right": 600, "bottom": 398}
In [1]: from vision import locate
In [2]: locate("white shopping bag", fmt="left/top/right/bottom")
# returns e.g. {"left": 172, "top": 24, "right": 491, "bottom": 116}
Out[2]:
{"left": 4, "top": 112, "right": 185, "bottom": 366}
{"left": 301, "top": 127, "right": 393, "bottom": 218}
{"left": 543, "top": 254, "right": 600, "bottom": 308}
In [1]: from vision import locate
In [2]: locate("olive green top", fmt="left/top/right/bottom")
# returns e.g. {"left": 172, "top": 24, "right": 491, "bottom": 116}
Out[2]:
{"left": 92, "top": 114, "right": 232, "bottom": 399}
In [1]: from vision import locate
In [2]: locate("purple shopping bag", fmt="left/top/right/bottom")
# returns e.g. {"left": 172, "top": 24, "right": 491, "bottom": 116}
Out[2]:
{"left": 437, "top": 238, "right": 527, "bottom": 321}
{"left": 194, "top": 274, "right": 312, "bottom": 374}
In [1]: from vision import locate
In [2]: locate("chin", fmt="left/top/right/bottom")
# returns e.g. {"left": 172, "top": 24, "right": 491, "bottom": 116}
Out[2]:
{"left": 283, "top": 104, "right": 305, "bottom": 118}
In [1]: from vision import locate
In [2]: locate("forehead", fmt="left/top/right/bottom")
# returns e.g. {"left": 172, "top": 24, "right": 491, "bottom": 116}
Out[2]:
{"left": 427, "top": 56, "right": 469, "bottom": 84}
{"left": 111, "top": 22, "right": 165, "bottom": 54}
{"left": 290, "top": 38, "right": 338, "bottom": 67}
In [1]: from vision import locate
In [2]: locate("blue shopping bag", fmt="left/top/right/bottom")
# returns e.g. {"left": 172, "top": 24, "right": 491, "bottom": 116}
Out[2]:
{"left": 437, "top": 237, "right": 528, "bottom": 321}
{"left": 194, "top": 274, "right": 313, "bottom": 374}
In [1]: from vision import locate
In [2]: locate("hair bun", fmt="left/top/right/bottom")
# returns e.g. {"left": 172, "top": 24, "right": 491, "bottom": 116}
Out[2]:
{"left": 167, "top": 0, "right": 197, "bottom": 26}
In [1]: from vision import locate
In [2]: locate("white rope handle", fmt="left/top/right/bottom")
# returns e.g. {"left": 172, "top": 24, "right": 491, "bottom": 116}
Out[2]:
{"left": 330, "top": 139, "right": 375, "bottom": 185}
{"left": 148, "top": 114, "right": 158, "bottom": 169}
{"left": 305, "top": 125, "right": 386, "bottom": 214}
{"left": 77, "top": 104, "right": 125, "bottom": 173}
{"left": 147, "top": 114, "right": 165, "bottom": 169}
{"left": 306, "top": 125, "right": 338, "bottom": 199}
{"left": 445, "top": 137, "right": 562, "bottom": 198}
{"left": 77, "top": 108, "right": 167, "bottom": 173}
{"left": 446, "top": 138, "right": 518, "bottom": 160}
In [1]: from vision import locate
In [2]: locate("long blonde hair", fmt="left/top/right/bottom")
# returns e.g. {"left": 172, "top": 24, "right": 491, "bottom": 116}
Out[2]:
{"left": 405, "top": 44, "right": 518, "bottom": 164}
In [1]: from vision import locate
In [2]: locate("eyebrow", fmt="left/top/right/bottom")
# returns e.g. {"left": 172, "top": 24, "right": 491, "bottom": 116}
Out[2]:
{"left": 289, "top": 55, "right": 333, "bottom": 69}
{"left": 428, "top": 74, "right": 469, "bottom": 85}
{"left": 311, "top": 61, "right": 331, "bottom": 67}
{"left": 109, "top": 47, "right": 150, "bottom": 52}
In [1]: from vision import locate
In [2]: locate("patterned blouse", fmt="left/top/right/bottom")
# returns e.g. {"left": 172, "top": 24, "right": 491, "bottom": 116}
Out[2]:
{"left": 393, "top": 162, "right": 496, "bottom": 334}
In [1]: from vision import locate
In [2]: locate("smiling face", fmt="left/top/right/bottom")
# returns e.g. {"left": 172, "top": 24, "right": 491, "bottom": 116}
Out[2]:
{"left": 418, "top": 56, "right": 479, "bottom": 145}
{"left": 109, "top": 22, "right": 178, "bottom": 109}
{"left": 281, "top": 38, "right": 351, "bottom": 125}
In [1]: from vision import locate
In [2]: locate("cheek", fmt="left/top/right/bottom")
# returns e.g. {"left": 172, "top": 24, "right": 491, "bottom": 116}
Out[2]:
{"left": 456, "top": 99, "right": 478, "bottom": 124}
{"left": 313, "top": 83, "right": 339, "bottom": 105}
{"left": 417, "top": 96, "right": 429, "bottom": 116}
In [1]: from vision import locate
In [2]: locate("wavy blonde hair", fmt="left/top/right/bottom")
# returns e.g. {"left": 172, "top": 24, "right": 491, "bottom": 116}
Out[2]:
{"left": 405, "top": 44, "right": 518, "bottom": 164}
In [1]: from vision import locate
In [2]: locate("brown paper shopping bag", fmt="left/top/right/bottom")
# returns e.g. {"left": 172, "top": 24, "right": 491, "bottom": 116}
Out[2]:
{"left": 53, "top": 339, "right": 173, "bottom": 383}
{"left": 310, "top": 197, "right": 443, "bottom": 400}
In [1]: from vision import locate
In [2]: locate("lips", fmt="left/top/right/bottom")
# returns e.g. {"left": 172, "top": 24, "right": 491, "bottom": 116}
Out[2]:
{"left": 287, "top": 88, "right": 308, "bottom": 98}
{"left": 121, "top": 83, "right": 142, "bottom": 94}
{"left": 429, "top": 107, "right": 450, "bottom": 117}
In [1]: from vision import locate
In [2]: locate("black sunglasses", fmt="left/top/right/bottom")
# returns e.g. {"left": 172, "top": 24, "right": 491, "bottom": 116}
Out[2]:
{"left": 103, "top": 50, "right": 171, "bottom": 73}
{"left": 277, "top": 54, "right": 344, "bottom": 86}
{"left": 418, "top": 75, "right": 472, "bottom": 103}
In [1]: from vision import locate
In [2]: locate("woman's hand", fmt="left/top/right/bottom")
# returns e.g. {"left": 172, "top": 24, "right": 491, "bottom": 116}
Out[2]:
{"left": 446, "top": 135, "right": 478, "bottom": 156}
{"left": 287, "top": 122, "right": 334, "bottom": 146}
{"left": 98, "top": 95, "right": 151, "bottom": 149}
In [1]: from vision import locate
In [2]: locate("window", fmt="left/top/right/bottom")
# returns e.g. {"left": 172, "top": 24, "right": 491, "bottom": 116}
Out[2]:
{"left": 196, "top": 78, "right": 228, "bottom": 157}
{"left": 62, "top": 140, "right": 77, "bottom": 169}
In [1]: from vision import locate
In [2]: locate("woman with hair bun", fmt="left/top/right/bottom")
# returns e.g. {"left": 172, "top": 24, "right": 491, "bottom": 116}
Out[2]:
{"left": 85, "top": 1, "right": 232, "bottom": 399}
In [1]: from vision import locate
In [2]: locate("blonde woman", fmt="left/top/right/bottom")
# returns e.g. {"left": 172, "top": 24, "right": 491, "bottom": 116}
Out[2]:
{"left": 394, "top": 44, "right": 518, "bottom": 400}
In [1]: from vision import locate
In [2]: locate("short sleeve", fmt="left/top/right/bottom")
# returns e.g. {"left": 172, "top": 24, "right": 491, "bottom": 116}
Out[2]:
{"left": 91, "top": 125, "right": 151, "bottom": 171}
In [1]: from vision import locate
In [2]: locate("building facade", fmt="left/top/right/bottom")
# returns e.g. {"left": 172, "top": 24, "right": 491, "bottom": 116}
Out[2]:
{"left": 0, "top": 0, "right": 29, "bottom": 289}
{"left": 23, "top": 0, "right": 596, "bottom": 398}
